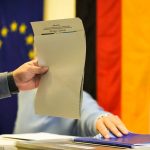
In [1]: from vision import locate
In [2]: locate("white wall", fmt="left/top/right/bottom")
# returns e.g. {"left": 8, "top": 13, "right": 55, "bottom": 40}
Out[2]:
{"left": 43, "top": 0, "right": 76, "bottom": 20}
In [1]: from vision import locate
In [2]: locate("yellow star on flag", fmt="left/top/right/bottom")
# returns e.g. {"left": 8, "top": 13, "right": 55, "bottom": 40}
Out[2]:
{"left": 1, "top": 27, "right": 8, "bottom": 37}
{"left": 0, "top": 40, "right": 3, "bottom": 48}
{"left": 25, "top": 34, "right": 33, "bottom": 45}
{"left": 28, "top": 49, "right": 36, "bottom": 60}
{"left": 19, "top": 23, "right": 27, "bottom": 34}
{"left": 10, "top": 21, "right": 18, "bottom": 32}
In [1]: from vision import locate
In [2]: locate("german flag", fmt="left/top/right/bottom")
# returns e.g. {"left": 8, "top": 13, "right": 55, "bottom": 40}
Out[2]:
{"left": 96, "top": 0, "right": 150, "bottom": 133}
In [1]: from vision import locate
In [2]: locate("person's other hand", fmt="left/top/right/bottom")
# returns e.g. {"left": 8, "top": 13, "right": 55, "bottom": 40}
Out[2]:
{"left": 13, "top": 59, "right": 48, "bottom": 91}
{"left": 96, "top": 113, "right": 129, "bottom": 138}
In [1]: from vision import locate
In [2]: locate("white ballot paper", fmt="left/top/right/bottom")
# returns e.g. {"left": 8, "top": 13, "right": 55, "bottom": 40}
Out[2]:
{"left": 31, "top": 18, "right": 86, "bottom": 119}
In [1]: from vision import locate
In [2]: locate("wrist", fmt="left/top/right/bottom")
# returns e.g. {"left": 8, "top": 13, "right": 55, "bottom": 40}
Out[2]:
{"left": 7, "top": 72, "right": 19, "bottom": 94}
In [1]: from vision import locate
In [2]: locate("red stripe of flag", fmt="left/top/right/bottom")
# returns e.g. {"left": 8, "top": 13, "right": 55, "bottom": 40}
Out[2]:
{"left": 96, "top": 0, "right": 121, "bottom": 116}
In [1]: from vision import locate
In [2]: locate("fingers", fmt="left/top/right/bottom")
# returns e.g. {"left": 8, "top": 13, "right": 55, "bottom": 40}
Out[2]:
{"left": 103, "top": 116, "right": 123, "bottom": 137}
{"left": 15, "top": 75, "right": 41, "bottom": 90}
{"left": 96, "top": 114, "right": 129, "bottom": 139}
{"left": 29, "top": 65, "right": 48, "bottom": 75}
{"left": 27, "top": 59, "right": 41, "bottom": 67}
{"left": 31, "top": 58, "right": 38, "bottom": 66}
{"left": 34, "top": 74, "right": 41, "bottom": 88}
{"left": 96, "top": 119, "right": 110, "bottom": 138}
{"left": 110, "top": 115, "right": 128, "bottom": 135}
{"left": 28, "top": 59, "right": 49, "bottom": 75}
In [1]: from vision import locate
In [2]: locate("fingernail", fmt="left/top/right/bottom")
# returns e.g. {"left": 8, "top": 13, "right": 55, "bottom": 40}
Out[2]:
{"left": 44, "top": 66, "right": 49, "bottom": 70}
{"left": 105, "top": 135, "right": 110, "bottom": 139}
{"left": 124, "top": 130, "right": 129, "bottom": 134}
{"left": 117, "top": 133, "right": 122, "bottom": 137}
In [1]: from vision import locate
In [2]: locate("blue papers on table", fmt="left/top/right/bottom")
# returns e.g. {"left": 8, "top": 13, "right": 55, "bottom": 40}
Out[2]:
{"left": 74, "top": 133, "right": 150, "bottom": 148}
{"left": 31, "top": 18, "right": 86, "bottom": 119}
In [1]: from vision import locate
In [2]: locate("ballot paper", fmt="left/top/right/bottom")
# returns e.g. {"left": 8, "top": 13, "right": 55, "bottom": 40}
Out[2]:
{"left": 31, "top": 18, "right": 86, "bottom": 119}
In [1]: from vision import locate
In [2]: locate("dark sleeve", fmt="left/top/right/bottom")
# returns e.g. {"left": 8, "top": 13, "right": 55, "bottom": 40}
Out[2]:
{"left": 0, "top": 72, "right": 11, "bottom": 99}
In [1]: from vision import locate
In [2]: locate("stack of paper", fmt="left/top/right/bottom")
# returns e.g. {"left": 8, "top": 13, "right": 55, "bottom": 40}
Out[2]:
{"left": 2, "top": 132, "right": 74, "bottom": 141}
{"left": 31, "top": 18, "right": 86, "bottom": 119}
{"left": 2, "top": 132, "right": 150, "bottom": 149}
{"left": 1, "top": 133, "right": 75, "bottom": 150}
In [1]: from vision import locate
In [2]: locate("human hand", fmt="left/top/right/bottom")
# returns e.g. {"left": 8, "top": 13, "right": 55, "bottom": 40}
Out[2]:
{"left": 13, "top": 59, "right": 48, "bottom": 91}
{"left": 96, "top": 113, "right": 128, "bottom": 139}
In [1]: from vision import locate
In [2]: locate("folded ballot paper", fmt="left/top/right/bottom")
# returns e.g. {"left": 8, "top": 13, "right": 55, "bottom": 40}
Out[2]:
{"left": 31, "top": 18, "right": 86, "bottom": 119}
{"left": 74, "top": 133, "right": 150, "bottom": 148}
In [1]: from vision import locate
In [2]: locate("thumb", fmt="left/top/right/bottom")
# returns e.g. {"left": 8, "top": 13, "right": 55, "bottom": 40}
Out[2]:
{"left": 30, "top": 66, "right": 49, "bottom": 74}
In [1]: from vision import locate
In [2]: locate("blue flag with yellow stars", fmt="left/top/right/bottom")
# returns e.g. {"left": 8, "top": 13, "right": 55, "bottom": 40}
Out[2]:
{"left": 0, "top": 0, "right": 43, "bottom": 134}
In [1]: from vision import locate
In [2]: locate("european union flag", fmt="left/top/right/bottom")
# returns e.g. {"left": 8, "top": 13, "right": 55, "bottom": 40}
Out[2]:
{"left": 0, "top": 0, "right": 43, "bottom": 134}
